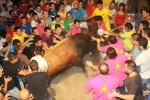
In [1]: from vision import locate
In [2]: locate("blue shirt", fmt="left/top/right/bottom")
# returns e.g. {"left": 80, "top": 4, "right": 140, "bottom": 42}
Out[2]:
{"left": 0, "top": 21, "right": 8, "bottom": 31}
{"left": 8, "top": 43, "right": 14, "bottom": 55}
{"left": 69, "top": 8, "right": 84, "bottom": 20}
{"left": 80, "top": 8, "right": 87, "bottom": 16}
{"left": 133, "top": 46, "right": 142, "bottom": 59}
{"left": 45, "top": 17, "right": 52, "bottom": 24}
{"left": 136, "top": 16, "right": 142, "bottom": 26}
{"left": 20, "top": 22, "right": 32, "bottom": 35}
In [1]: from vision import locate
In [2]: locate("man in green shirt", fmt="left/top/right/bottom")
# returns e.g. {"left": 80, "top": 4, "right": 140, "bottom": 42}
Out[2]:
{"left": 64, "top": 12, "right": 77, "bottom": 30}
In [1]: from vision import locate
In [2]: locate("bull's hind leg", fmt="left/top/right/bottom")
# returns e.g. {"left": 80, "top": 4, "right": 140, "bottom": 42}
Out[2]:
{"left": 76, "top": 61, "right": 88, "bottom": 78}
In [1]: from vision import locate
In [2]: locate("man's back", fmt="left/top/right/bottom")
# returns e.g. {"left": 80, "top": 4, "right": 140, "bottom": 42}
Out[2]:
{"left": 125, "top": 73, "right": 142, "bottom": 100}
{"left": 25, "top": 72, "right": 49, "bottom": 100}
{"left": 85, "top": 75, "right": 123, "bottom": 100}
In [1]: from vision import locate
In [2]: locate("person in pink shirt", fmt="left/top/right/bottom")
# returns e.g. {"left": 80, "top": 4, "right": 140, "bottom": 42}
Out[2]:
{"left": 70, "top": 19, "right": 82, "bottom": 35}
{"left": 95, "top": 16, "right": 106, "bottom": 31}
{"left": 92, "top": 35, "right": 124, "bottom": 54}
{"left": 36, "top": 18, "right": 46, "bottom": 37}
{"left": 85, "top": 63, "right": 123, "bottom": 100}
{"left": 105, "top": 47, "right": 128, "bottom": 81}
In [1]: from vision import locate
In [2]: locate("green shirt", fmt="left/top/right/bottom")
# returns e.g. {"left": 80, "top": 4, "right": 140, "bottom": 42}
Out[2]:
{"left": 51, "top": 20, "right": 64, "bottom": 30}
{"left": 120, "top": 28, "right": 135, "bottom": 50}
{"left": 64, "top": 17, "right": 77, "bottom": 30}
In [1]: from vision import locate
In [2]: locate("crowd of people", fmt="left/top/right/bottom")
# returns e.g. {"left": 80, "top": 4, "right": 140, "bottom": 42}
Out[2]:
{"left": 0, "top": 0, "right": 149, "bottom": 99}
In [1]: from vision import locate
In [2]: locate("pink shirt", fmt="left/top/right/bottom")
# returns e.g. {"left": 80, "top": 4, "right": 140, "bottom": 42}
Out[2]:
{"left": 101, "top": 38, "right": 124, "bottom": 53}
{"left": 36, "top": 24, "right": 45, "bottom": 37}
{"left": 104, "top": 54, "right": 128, "bottom": 81}
{"left": 85, "top": 75, "right": 123, "bottom": 100}
{"left": 98, "top": 22, "right": 106, "bottom": 31}
{"left": 70, "top": 25, "right": 81, "bottom": 35}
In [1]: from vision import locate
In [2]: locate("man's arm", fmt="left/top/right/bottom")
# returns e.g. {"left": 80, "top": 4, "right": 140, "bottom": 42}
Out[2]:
{"left": 108, "top": 90, "right": 135, "bottom": 100}
{"left": 110, "top": 15, "right": 116, "bottom": 27}
{"left": 3, "top": 76, "right": 12, "bottom": 93}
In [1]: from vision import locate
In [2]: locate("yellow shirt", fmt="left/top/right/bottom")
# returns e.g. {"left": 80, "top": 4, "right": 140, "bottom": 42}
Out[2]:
{"left": 57, "top": 11, "right": 67, "bottom": 21}
{"left": 12, "top": 32, "right": 27, "bottom": 43}
{"left": 103, "top": 0, "right": 112, "bottom": 7}
{"left": 148, "top": 41, "right": 150, "bottom": 47}
{"left": 120, "top": 28, "right": 135, "bottom": 50}
{"left": 92, "top": 7, "right": 112, "bottom": 31}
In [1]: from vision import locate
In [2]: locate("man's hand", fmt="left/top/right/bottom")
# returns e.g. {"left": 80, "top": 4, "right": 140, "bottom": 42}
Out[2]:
{"left": 85, "top": 60, "right": 93, "bottom": 67}
{"left": 0, "top": 67, "right": 3, "bottom": 77}
{"left": 29, "top": 94, "right": 34, "bottom": 100}
{"left": 4, "top": 76, "right": 12, "bottom": 84}
{"left": 40, "top": 66, "right": 46, "bottom": 72}
{"left": 143, "top": 90, "right": 150, "bottom": 97}
{"left": 107, "top": 90, "right": 118, "bottom": 99}
{"left": 91, "top": 36, "right": 101, "bottom": 42}
{"left": 0, "top": 84, "right": 3, "bottom": 90}
{"left": 3, "top": 94, "right": 10, "bottom": 100}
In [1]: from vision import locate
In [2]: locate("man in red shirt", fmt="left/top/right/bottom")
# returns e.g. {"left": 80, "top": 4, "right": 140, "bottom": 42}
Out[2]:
{"left": 6, "top": 21, "right": 15, "bottom": 41}
{"left": 19, "top": 0, "right": 28, "bottom": 16}
{"left": 85, "top": 0, "right": 97, "bottom": 22}
{"left": 15, "top": 11, "right": 24, "bottom": 26}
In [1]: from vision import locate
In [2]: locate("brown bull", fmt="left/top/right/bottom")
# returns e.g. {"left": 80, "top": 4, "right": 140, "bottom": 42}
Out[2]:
{"left": 44, "top": 22, "right": 101, "bottom": 80}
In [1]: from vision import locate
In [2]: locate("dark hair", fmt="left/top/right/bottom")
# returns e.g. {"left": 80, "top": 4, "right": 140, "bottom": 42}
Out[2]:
{"left": 8, "top": 52, "right": 18, "bottom": 61}
{"left": 9, "top": 10, "right": 14, "bottom": 15}
{"left": 110, "top": 1, "right": 116, "bottom": 4}
{"left": 55, "top": 24, "right": 61, "bottom": 29}
{"left": 14, "top": 45, "right": 21, "bottom": 54}
{"left": 36, "top": 5, "right": 41, "bottom": 8}
{"left": 138, "top": 37, "right": 148, "bottom": 49}
{"left": 44, "top": 27, "right": 51, "bottom": 32}
{"left": 50, "top": 2, "right": 55, "bottom": 6}
{"left": 125, "top": 60, "right": 136, "bottom": 71}
{"left": 66, "top": 11, "right": 72, "bottom": 16}
{"left": 21, "top": 16, "right": 26, "bottom": 21}
{"left": 143, "top": 28, "right": 150, "bottom": 38}
{"left": 74, "top": 19, "right": 80, "bottom": 24}
{"left": 13, "top": 39, "right": 21, "bottom": 46}
{"left": 118, "top": 3, "right": 125, "bottom": 12}
{"left": 29, "top": 60, "right": 38, "bottom": 71}
{"left": 59, "top": 2, "right": 64, "bottom": 7}
{"left": 14, "top": 26, "right": 21, "bottom": 32}
{"left": 28, "top": 10, "right": 34, "bottom": 15}
{"left": 28, "top": 5, "right": 33, "bottom": 9}
{"left": 54, "top": 15, "right": 61, "bottom": 19}
{"left": 33, "top": 36, "right": 42, "bottom": 44}
{"left": 32, "top": 27, "right": 37, "bottom": 33}
{"left": 12, "top": 4, "right": 18, "bottom": 8}
{"left": 108, "top": 35, "right": 117, "bottom": 44}
{"left": 97, "top": 0, "right": 103, "bottom": 4}
{"left": 131, "top": 33, "right": 141, "bottom": 41}
{"left": 106, "top": 47, "right": 117, "bottom": 59}
{"left": 17, "top": 11, "right": 23, "bottom": 16}
{"left": 98, "top": 63, "right": 109, "bottom": 75}
{"left": 8, "top": 21, "right": 15, "bottom": 27}
{"left": 140, "top": 6, "right": 147, "bottom": 13}
{"left": 2, "top": 3, "right": 7, "bottom": 8}
{"left": 140, "top": 20, "right": 149, "bottom": 29}
{"left": 34, "top": 47, "right": 43, "bottom": 55}
{"left": 32, "top": 12, "right": 38, "bottom": 17}
{"left": 45, "top": 3, "right": 50, "bottom": 6}
{"left": 125, "top": 23, "right": 133, "bottom": 31}
{"left": 95, "top": 16, "right": 103, "bottom": 21}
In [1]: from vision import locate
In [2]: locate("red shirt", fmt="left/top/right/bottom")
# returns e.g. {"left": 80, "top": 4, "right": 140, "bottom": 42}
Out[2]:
{"left": 85, "top": 4, "right": 97, "bottom": 22}
{"left": 42, "top": 5, "right": 46, "bottom": 11}
{"left": 115, "top": 13, "right": 125, "bottom": 26}
{"left": 19, "top": 4, "right": 28, "bottom": 16}
{"left": 15, "top": 17, "right": 22, "bottom": 26}
{"left": 6, "top": 28, "right": 14, "bottom": 39}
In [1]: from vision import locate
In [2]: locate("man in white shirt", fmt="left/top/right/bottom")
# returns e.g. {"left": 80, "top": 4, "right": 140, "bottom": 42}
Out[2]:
{"left": 31, "top": 12, "right": 39, "bottom": 27}
{"left": 31, "top": 47, "right": 48, "bottom": 72}
{"left": 34, "top": 5, "right": 43, "bottom": 18}
{"left": 136, "top": 37, "right": 150, "bottom": 87}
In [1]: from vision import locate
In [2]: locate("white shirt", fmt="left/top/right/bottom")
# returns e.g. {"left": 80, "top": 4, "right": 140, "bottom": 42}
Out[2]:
{"left": 31, "top": 55, "right": 48, "bottom": 72}
{"left": 31, "top": 20, "right": 38, "bottom": 27}
{"left": 65, "top": 5, "right": 72, "bottom": 11}
{"left": 136, "top": 48, "right": 150, "bottom": 79}
{"left": 0, "top": 37, "right": 6, "bottom": 49}
{"left": 0, "top": 11, "right": 6, "bottom": 17}
{"left": 0, "top": 0, "right": 13, "bottom": 10}
{"left": 34, "top": 10, "right": 43, "bottom": 18}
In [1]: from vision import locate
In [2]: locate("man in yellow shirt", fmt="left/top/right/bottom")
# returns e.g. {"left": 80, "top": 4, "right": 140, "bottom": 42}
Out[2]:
{"left": 85, "top": 0, "right": 116, "bottom": 31}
